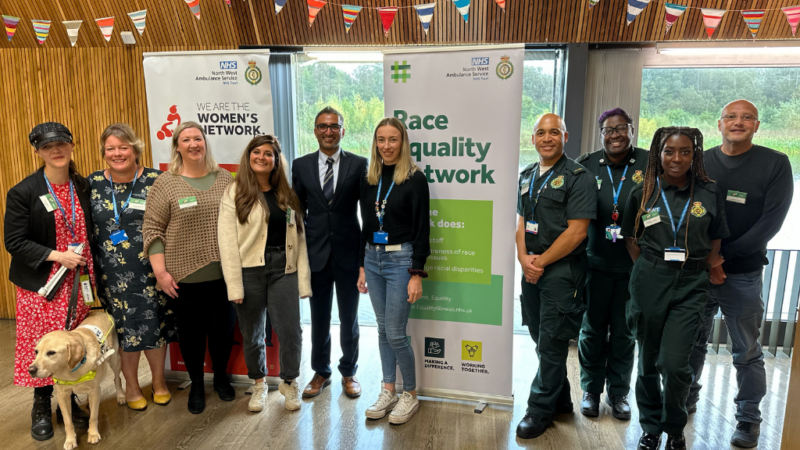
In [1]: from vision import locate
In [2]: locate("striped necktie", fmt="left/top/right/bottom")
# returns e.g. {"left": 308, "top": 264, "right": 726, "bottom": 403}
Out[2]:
{"left": 323, "top": 157, "right": 334, "bottom": 205}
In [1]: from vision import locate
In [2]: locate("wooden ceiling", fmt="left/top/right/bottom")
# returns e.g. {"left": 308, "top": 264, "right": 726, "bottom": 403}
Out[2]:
{"left": 0, "top": 0, "right": 799, "bottom": 48}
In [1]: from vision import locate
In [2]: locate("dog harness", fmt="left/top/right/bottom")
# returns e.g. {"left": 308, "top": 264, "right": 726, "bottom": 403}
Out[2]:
{"left": 53, "top": 314, "right": 116, "bottom": 386}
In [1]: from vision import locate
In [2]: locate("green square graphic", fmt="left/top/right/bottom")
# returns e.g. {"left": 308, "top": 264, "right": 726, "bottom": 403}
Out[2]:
{"left": 410, "top": 275, "right": 503, "bottom": 326}
{"left": 426, "top": 199, "right": 492, "bottom": 285}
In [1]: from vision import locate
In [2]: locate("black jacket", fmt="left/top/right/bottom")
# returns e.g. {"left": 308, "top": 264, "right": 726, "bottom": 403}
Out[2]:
{"left": 4, "top": 167, "right": 94, "bottom": 292}
{"left": 292, "top": 150, "right": 368, "bottom": 273}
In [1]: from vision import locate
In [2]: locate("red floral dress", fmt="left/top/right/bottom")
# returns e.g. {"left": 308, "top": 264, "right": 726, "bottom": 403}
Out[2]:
{"left": 14, "top": 181, "right": 95, "bottom": 387}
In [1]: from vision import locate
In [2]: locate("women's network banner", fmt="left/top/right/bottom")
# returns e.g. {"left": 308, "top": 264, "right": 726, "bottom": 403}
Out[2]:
{"left": 383, "top": 45, "right": 523, "bottom": 402}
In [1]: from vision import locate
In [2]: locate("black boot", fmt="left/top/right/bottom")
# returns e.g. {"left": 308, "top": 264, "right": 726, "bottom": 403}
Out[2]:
{"left": 56, "top": 393, "right": 89, "bottom": 428}
{"left": 31, "top": 392, "right": 54, "bottom": 441}
{"left": 187, "top": 383, "right": 206, "bottom": 414}
{"left": 638, "top": 432, "right": 662, "bottom": 450}
{"left": 213, "top": 373, "right": 235, "bottom": 402}
{"left": 666, "top": 433, "right": 687, "bottom": 450}
{"left": 580, "top": 392, "right": 600, "bottom": 418}
{"left": 605, "top": 394, "right": 632, "bottom": 421}
{"left": 516, "top": 413, "right": 552, "bottom": 439}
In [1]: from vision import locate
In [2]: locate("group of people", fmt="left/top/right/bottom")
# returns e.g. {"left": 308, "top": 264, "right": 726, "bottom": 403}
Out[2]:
{"left": 515, "top": 100, "right": 792, "bottom": 450}
{"left": 3, "top": 99, "right": 790, "bottom": 449}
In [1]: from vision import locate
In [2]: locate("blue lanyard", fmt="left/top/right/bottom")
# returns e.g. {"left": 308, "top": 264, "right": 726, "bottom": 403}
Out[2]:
{"left": 375, "top": 177, "right": 396, "bottom": 231}
{"left": 43, "top": 173, "right": 77, "bottom": 240}
{"left": 658, "top": 178, "right": 691, "bottom": 247}
{"left": 109, "top": 168, "right": 138, "bottom": 226}
{"left": 528, "top": 168, "right": 553, "bottom": 221}
{"left": 606, "top": 165, "right": 629, "bottom": 212}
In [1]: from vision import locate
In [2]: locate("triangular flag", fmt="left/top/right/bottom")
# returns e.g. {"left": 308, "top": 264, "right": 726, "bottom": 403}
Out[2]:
{"left": 342, "top": 5, "right": 362, "bottom": 33}
{"left": 3, "top": 15, "right": 20, "bottom": 41}
{"left": 664, "top": 3, "right": 687, "bottom": 35}
{"left": 307, "top": 0, "right": 326, "bottom": 27}
{"left": 377, "top": 7, "right": 398, "bottom": 37}
{"left": 782, "top": 5, "right": 800, "bottom": 37}
{"left": 452, "top": 0, "right": 470, "bottom": 23}
{"left": 741, "top": 10, "right": 765, "bottom": 39}
{"left": 95, "top": 17, "right": 114, "bottom": 42}
{"left": 626, "top": 0, "right": 651, "bottom": 26}
{"left": 413, "top": 3, "right": 436, "bottom": 35}
{"left": 62, "top": 20, "right": 82, "bottom": 47}
{"left": 700, "top": 8, "right": 726, "bottom": 39}
{"left": 275, "top": 0, "right": 288, "bottom": 14}
{"left": 495, "top": 0, "right": 506, "bottom": 11}
{"left": 31, "top": 20, "right": 51, "bottom": 45}
{"left": 127, "top": 10, "right": 147, "bottom": 36}
{"left": 185, "top": 0, "right": 201, "bottom": 20}
{"left": 226, "top": 0, "right": 231, "bottom": 5}
{"left": 588, "top": 0, "right": 600, "bottom": 8}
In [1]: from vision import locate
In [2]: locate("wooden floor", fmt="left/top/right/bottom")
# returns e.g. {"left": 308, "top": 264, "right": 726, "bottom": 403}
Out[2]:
{"left": 0, "top": 320, "right": 789, "bottom": 450}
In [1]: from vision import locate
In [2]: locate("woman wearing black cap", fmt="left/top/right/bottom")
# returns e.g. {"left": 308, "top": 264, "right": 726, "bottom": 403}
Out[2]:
{"left": 3, "top": 122, "right": 96, "bottom": 441}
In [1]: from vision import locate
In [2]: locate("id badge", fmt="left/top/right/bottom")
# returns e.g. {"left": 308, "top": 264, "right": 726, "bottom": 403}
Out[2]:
{"left": 374, "top": 231, "right": 389, "bottom": 244}
{"left": 520, "top": 185, "right": 529, "bottom": 195}
{"left": 664, "top": 247, "right": 687, "bottom": 262}
{"left": 596, "top": 177, "right": 602, "bottom": 190}
{"left": 605, "top": 225, "right": 621, "bottom": 242}
{"left": 79, "top": 274, "right": 94, "bottom": 305}
{"left": 727, "top": 190, "right": 747, "bottom": 204}
{"left": 526, "top": 221, "right": 539, "bottom": 235}
{"left": 40, "top": 194, "right": 57, "bottom": 212}
{"left": 642, "top": 209, "right": 661, "bottom": 227}
{"left": 110, "top": 229, "right": 129, "bottom": 245}
{"left": 287, "top": 207, "right": 296, "bottom": 227}
{"left": 178, "top": 196, "right": 198, "bottom": 209}
{"left": 128, "top": 198, "right": 146, "bottom": 211}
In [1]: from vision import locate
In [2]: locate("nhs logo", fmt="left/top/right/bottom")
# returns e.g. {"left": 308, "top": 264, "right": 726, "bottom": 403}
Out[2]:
{"left": 471, "top": 57, "right": 489, "bottom": 66}
{"left": 220, "top": 61, "right": 238, "bottom": 69}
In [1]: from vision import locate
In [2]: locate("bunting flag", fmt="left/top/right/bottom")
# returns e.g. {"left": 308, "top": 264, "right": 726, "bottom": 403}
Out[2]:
{"left": 63, "top": 20, "right": 82, "bottom": 47}
{"left": 700, "top": 8, "right": 726, "bottom": 39}
{"left": 626, "top": 0, "right": 651, "bottom": 25}
{"left": 377, "top": 7, "right": 398, "bottom": 37}
{"left": 2, "top": 15, "right": 20, "bottom": 41}
{"left": 741, "top": 10, "right": 765, "bottom": 39}
{"left": 413, "top": 3, "right": 436, "bottom": 35}
{"left": 495, "top": 0, "right": 506, "bottom": 12}
{"left": 127, "top": 10, "right": 147, "bottom": 35}
{"left": 452, "top": 0, "right": 470, "bottom": 23}
{"left": 95, "top": 17, "right": 114, "bottom": 42}
{"left": 31, "top": 20, "right": 51, "bottom": 44}
{"left": 342, "top": 5, "right": 362, "bottom": 33}
{"left": 664, "top": 3, "right": 687, "bottom": 35}
{"left": 185, "top": 0, "right": 201, "bottom": 20}
{"left": 588, "top": 0, "right": 600, "bottom": 8}
{"left": 226, "top": 0, "right": 231, "bottom": 5}
{"left": 275, "top": 0, "right": 288, "bottom": 14}
{"left": 782, "top": 5, "right": 800, "bottom": 37}
{"left": 307, "top": 0, "right": 326, "bottom": 27}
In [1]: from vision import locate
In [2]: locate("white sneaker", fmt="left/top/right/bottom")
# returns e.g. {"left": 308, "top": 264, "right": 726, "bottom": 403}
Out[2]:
{"left": 365, "top": 389, "right": 399, "bottom": 419}
{"left": 279, "top": 381, "right": 301, "bottom": 411}
{"left": 248, "top": 382, "right": 268, "bottom": 412}
{"left": 388, "top": 392, "right": 419, "bottom": 424}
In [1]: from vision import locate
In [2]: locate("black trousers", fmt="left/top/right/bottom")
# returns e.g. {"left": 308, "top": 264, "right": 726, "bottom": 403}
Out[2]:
{"left": 173, "top": 279, "right": 236, "bottom": 381}
{"left": 309, "top": 254, "right": 360, "bottom": 378}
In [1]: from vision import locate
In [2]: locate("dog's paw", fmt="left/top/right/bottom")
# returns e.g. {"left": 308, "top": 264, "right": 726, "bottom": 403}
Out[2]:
{"left": 88, "top": 432, "right": 102, "bottom": 444}
{"left": 64, "top": 438, "right": 78, "bottom": 450}
{"left": 116, "top": 393, "right": 126, "bottom": 405}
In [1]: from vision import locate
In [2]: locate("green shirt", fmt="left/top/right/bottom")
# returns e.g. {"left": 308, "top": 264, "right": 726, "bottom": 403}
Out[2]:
{"left": 576, "top": 147, "right": 649, "bottom": 273}
{"left": 517, "top": 154, "right": 597, "bottom": 256}
{"left": 621, "top": 177, "right": 730, "bottom": 262}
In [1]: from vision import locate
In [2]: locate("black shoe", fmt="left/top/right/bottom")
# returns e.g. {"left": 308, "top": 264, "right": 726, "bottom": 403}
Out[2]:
{"left": 56, "top": 394, "right": 89, "bottom": 429}
{"left": 686, "top": 401, "right": 697, "bottom": 415}
{"left": 731, "top": 421, "right": 760, "bottom": 448}
{"left": 666, "top": 433, "right": 687, "bottom": 450}
{"left": 516, "top": 413, "right": 552, "bottom": 439}
{"left": 580, "top": 392, "right": 600, "bottom": 418}
{"left": 188, "top": 383, "right": 206, "bottom": 414}
{"left": 637, "top": 432, "right": 662, "bottom": 450}
{"left": 555, "top": 401, "right": 573, "bottom": 415}
{"left": 31, "top": 393, "right": 53, "bottom": 441}
{"left": 605, "top": 394, "right": 631, "bottom": 421}
{"left": 213, "top": 374, "right": 235, "bottom": 402}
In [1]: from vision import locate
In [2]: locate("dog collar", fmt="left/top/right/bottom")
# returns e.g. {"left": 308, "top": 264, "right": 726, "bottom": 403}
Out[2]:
{"left": 70, "top": 354, "right": 87, "bottom": 373}
{"left": 53, "top": 371, "right": 96, "bottom": 386}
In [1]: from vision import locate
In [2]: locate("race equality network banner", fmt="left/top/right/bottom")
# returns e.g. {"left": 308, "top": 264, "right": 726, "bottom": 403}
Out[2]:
{"left": 383, "top": 45, "right": 523, "bottom": 403}
{"left": 142, "top": 50, "right": 277, "bottom": 379}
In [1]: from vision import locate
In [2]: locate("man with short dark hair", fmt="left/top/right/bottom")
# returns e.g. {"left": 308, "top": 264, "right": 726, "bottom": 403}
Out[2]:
{"left": 688, "top": 99, "right": 793, "bottom": 449}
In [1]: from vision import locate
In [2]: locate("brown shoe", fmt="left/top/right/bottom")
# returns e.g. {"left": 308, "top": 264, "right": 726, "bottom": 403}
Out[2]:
{"left": 342, "top": 376, "right": 362, "bottom": 398}
{"left": 303, "top": 374, "right": 332, "bottom": 398}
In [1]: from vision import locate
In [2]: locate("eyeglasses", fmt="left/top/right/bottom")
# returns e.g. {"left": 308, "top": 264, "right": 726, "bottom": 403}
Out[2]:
{"left": 600, "top": 124, "right": 631, "bottom": 136}
{"left": 721, "top": 114, "right": 758, "bottom": 123}
{"left": 315, "top": 124, "right": 342, "bottom": 132}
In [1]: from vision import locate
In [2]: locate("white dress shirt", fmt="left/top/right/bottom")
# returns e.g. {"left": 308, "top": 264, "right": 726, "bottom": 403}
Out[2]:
{"left": 318, "top": 149, "right": 342, "bottom": 192}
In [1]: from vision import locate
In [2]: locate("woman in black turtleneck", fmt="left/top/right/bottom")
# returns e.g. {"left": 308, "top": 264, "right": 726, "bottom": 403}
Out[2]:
{"left": 357, "top": 117, "right": 430, "bottom": 425}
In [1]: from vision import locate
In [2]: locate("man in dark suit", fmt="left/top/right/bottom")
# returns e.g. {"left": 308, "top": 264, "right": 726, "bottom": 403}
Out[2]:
{"left": 292, "top": 107, "right": 368, "bottom": 399}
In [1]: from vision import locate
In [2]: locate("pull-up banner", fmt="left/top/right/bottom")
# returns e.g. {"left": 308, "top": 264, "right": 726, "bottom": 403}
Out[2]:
{"left": 383, "top": 45, "right": 523, "bottom": 403}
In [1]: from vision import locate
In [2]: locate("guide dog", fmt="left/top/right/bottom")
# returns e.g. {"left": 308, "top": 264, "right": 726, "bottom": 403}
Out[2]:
{"left": 28, "top": 311, "right": 125, "bottom": 450}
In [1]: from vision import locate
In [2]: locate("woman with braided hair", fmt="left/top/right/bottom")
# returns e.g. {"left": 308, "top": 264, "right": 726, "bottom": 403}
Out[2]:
{"left": 620, "top": 127, "right": 730, "bottom": 450}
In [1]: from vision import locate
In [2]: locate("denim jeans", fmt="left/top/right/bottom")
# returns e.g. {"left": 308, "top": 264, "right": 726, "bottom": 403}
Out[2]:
{"left": 235, "top": 249, "right": 302, "bottom": 381}
{"left": 364, "top": 242, "right": 416, "bottom": 391}
{"left": 688, "top": 270, "right": 766, "bottom": 423}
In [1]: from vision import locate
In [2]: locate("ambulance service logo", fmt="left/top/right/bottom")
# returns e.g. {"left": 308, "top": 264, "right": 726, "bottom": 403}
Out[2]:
{"left": 632, "top": 170, "right": 643, "bottom": 184}
{"left": 245, "top": 60, "right": 263, "bottom": 86}
{"left": 496, "top": 55, "right": 514, "bottom": 80}
{"left": 461, "top": 340, "right": 482, "bottom": 361}
{"left": 551, "top": 175, "right": 565, "bottom": 189}
{"left": 691, "top": 201, "right": 707, "bottom": 218}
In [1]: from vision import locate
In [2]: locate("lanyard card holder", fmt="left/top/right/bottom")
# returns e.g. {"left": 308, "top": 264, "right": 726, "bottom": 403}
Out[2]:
{"left": 664, "top": 247, "right": 687, "bottom": 262}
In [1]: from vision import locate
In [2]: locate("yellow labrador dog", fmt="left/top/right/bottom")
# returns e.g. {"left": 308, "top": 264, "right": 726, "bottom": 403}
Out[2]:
{"left": 28, "top": 311, "right": 125, "bottom": 450}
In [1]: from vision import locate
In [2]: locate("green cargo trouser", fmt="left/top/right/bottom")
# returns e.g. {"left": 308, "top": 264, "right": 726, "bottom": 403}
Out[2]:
{"left": 578, "top": 268, "right": 635, "bottom": 396}
{"left": 627, "top": 256, "right": 709, "bottom": 436}
{"left": 520, "top": 258, "right": 587, "bottom": 418}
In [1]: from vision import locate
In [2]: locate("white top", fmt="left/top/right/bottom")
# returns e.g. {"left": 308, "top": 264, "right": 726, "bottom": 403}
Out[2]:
{"left": 539, "top": 164, "right": 553, "bottom": 176}
{"left": 318, "top": 149, "right": 342, "bottom": 192}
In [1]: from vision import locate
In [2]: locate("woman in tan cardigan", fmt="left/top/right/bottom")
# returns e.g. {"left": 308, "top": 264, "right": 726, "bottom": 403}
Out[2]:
{"left": 142, "top": 122, "right": 235, "bottom": 414}
{"left": 218, "top": 135, "right": 311, "bottom": 413}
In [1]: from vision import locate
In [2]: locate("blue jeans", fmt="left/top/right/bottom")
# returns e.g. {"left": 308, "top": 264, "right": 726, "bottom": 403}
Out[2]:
{"left": 688, "top": 270, "right": 766, "bottom": 423}
{"left": 364, "top": 242, "right": 416, "bottom": 391}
